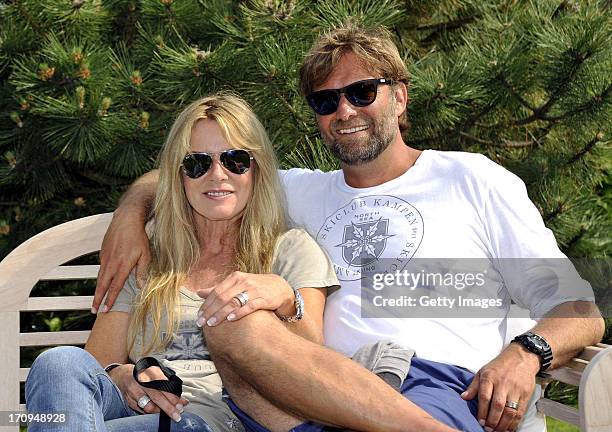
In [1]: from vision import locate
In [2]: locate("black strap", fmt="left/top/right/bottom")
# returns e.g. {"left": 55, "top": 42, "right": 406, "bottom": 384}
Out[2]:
{"left": 133, "top": 357, "right": 183, "bottom": 432}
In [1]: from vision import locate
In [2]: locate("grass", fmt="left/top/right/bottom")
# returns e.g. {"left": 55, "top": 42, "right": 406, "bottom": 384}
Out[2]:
{"left": 547, "top": 417, "right": 580, "bottom": 432}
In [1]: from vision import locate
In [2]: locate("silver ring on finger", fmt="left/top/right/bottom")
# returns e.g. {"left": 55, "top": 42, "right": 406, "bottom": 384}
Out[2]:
{"left": 233, "top": 291, "right": 249, "bottom": 307}
{"left": 505, "top": 400, "right": 519, "bottom": 410}
{"left": 137, "top": 394, "right": 152, "bottom": 409}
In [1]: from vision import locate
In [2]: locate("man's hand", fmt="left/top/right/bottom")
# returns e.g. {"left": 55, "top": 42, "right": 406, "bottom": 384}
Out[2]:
{"left": 461, "top": 343, "right": 540, "bottom": 432}
{"left": 93, "top": 209, "right": 151, "bottom": 313}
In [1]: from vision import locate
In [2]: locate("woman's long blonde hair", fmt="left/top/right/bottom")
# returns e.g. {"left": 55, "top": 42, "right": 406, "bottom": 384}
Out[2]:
{"left": 129, "top": 93, "right": 287, "bottom": 354}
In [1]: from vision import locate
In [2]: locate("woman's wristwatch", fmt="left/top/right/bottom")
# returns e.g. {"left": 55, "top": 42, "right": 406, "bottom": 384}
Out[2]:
{"left": 277, "top": 288, "right": 304, "bottom": 322}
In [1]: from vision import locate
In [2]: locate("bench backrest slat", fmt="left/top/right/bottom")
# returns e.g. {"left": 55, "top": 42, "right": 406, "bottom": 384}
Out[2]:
{"left": 23, "top": 295, "right": 94, "bottom": 311}
{"left": 41, "top": 265, "right": 100, "bottom": 280}
{"left": 19, "top": 330, "right": 91, "bottom": 347}
{"left": 536, "top": 399, "right": 580, "bottom": 427}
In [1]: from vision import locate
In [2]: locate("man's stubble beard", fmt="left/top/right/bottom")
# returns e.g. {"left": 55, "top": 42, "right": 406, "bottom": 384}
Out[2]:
{"left": 323, "top": 100, "right": 398, "bottom": 166}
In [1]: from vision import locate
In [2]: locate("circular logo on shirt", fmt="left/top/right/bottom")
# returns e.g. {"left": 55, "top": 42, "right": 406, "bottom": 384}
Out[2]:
{"left": 316, "top": 195, "right": 424, "bottom": 281}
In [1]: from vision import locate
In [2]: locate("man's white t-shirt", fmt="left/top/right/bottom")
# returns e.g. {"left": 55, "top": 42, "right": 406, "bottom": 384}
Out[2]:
{"left": 280, "top": 149, "right": 594, "bottom": 373}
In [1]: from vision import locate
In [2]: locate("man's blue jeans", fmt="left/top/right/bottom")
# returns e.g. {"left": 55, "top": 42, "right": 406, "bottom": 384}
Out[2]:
{"left": 25, "top": 346, "right": 213, "bottom": 432}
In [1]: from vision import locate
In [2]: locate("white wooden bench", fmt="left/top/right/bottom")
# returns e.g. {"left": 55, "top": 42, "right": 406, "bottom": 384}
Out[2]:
{"left": 0, "top": 213, "right": 610, "bottom": 431}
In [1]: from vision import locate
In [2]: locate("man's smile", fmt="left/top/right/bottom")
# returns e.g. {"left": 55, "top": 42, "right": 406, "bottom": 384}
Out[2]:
{"left": 337, "top": 125, "right": 369, "bottom": 135}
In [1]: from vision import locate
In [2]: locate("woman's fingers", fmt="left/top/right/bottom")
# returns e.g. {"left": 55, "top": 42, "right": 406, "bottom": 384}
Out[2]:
{"left": 199, "top": 296, "right": 267, "bottom": 326}
{"left": 145, "top": 388, "right": 183, "bottom": 421}
{"left": 226, "top": 297, "right": 267, "bottom": 322}
{"left": 136, "top": 366, "right": 186, "bottom": 409}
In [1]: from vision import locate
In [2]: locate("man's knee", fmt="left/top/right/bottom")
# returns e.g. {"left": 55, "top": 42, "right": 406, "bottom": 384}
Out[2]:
{"left": 204, "top": 310, "right": 283, "bottom": 362}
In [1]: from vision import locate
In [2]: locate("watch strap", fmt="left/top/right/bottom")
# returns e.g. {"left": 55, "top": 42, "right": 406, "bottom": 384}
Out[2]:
{"left": 512, "top": 332, "right": 553, "bottom": 373}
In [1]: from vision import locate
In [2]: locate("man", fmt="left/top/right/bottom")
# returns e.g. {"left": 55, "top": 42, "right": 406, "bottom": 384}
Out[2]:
{"left": 95, "top": 25, "right": 604, "bottom": 432}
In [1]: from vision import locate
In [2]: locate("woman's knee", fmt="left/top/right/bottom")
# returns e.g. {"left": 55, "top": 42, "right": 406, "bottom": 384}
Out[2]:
{"left": 29, "top": 346, "right": 100, "bottom": 379}
{"left": 174, "top": 412, "right": 214, "bottom": 432}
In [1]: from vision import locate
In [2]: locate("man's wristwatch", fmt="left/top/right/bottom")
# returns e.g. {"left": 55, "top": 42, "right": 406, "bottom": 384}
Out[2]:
{"left": 511, "top": 331, "right": 553, "bottom": 373}
{"left": 277, "top": 288, "right": 304, "bottom": 322}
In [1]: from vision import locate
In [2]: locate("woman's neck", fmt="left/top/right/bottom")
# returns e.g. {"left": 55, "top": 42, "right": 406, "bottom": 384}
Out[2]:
{"left": 195, "top": 216, "right": 240, "bottom": 256}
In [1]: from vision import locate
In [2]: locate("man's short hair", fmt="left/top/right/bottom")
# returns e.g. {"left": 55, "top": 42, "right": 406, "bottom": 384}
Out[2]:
{"left": 299, "top": 23, "right": 410, "bottom": 132}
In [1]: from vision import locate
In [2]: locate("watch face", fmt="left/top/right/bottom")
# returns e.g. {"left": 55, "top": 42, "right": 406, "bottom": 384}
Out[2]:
{"left": 532, "top": 340, "right": 544, "bottom": 350}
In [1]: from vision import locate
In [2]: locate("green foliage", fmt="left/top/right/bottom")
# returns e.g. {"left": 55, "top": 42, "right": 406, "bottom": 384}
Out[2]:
{"left": 0, "top": 1, "right": 609, "bottom": 246}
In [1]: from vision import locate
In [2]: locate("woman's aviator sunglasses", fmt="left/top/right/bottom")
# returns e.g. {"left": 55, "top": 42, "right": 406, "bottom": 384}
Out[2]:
{"left": 182, "top": 149, "right": 254, "bottom": 178}
{"left": 306, "top": 78, "right": 395, "bottom": 116}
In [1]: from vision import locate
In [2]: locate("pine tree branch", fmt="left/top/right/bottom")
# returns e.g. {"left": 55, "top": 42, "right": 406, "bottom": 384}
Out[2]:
{"left": 500, "top": 140, "right": 539, "bottom": 148}
{"left": 459, "top": 132, "right": 539, "bottom": 147}
{"left": 496, "top": 74, "right": 536, "bottom": 111}
{"left": 567, "top": 133, "right": 604, "bottom": 165}
{"left": 510, "top": 48, "right": 601, "bottom": 127}
{"left": 532, "top": 50, "right": 594, "bottom": 120}
{"left": 411, "top": 102, "right": 498, "bottom": 147}
{"left": 552, "top": 1, "right": 580, "bottom": 19}
{"left": 543, "top": 83, "right": 612, "bottom": 122}
{"left": 458, "top": 132, "right": 491, "bottom": 145}
{"left": 565, "top": 226, "right": 587, "bottom": 252}
{"left": 77, "top": 169, "right": 128, "bottom": 186}
{"left": 417, "top": 15, "right": 478, "bottom": 33}
{"left": 544, "top": 201, "right": 566, "bottom": 223}
{"left": 260, "top": 78, "right": 311, "bottom": 134}
{"left": 14, "top": 0, "right": 45, "bottom": 34}
{"left": 417, "top": 14, "right": 482, "bottom": 46}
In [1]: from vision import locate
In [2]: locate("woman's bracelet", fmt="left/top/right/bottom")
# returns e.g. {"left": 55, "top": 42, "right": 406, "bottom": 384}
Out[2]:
{"left": 104, "top": 362, "right": 123, "bottom": 373}
{"left": 277, "top": 288, "right": 304, "bottom": 322}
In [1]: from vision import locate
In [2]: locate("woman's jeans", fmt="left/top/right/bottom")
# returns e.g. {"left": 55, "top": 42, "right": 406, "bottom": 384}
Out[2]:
{"left": 25, "top": 346, "right": 213, "bottom": 432}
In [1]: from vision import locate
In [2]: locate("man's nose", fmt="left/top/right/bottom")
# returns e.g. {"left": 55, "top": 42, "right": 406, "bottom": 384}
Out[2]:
{"left": 335, "top": 94, "right": 357, "bottom": 121}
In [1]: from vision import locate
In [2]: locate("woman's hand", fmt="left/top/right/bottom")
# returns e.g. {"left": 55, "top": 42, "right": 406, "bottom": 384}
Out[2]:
{"left": 196, "top": 272, "right": 296, "bottom": 327}
{"left": 108, "top": 364, "right": 189, "bottom": 421}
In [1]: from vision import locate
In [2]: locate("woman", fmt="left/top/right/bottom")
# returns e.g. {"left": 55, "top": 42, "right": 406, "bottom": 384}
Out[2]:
{"left": 25, "top": 93, "right": 339, "bottom": 431}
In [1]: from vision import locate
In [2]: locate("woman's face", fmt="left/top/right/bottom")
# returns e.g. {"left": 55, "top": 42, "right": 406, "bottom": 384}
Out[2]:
{"left": 183, "top": 119, "right": 254, "bottom": 224}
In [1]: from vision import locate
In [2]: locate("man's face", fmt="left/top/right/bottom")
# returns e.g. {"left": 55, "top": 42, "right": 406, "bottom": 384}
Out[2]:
{"left": 313, "top": 52, "right": 401, "bottom": 166}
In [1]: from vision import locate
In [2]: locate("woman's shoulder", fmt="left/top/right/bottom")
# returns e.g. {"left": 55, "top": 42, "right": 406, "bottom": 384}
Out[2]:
{"left": 274, "top": 228, "right": 318, "bottom": 250}
{"left": 272, "top": 228, "right": 339, "bottom": 288}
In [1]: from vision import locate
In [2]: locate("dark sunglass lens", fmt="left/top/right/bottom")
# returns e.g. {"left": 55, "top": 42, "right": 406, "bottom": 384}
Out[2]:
{"left": 347, "top": 81, "right": 378, "bottom": 106}
{"left": 221, "top": 149, "right": 251, "bottom": 174}
{"left": 183, "top": 154, "right": 211, "bottom": 178}
{"left": 308, "top": 91, "right": 339, "bottom": 115}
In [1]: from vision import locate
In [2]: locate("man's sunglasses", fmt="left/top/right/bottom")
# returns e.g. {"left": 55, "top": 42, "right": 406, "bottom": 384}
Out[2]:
{"left": 181, "top": 149, "right": 254, "bottom": 178}
{"left": 306, "top": 78, "right": 395, "bottom": 116}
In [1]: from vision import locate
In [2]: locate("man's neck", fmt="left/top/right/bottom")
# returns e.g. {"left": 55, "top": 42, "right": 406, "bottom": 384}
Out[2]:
{"left": 341, "top": 139, "right": 422, "bottom": 188}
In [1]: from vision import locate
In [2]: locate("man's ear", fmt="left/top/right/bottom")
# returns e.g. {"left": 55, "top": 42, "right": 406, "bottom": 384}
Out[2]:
{"left": 393, "top": 81, "right": 409, "bottom": 117}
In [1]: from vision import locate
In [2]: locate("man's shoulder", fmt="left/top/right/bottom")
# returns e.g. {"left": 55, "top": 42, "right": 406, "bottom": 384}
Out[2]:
{"left": 428, "top": 149, "right": 499, "bottom": 171}
{"left": 280, "top": 167, "right": 337, "bottom": 179}
{"left": 280, "top": 167, "right": 339, "bottom": 191}
{"left": 428, "top": 150, "right": 517, "bottom": 185}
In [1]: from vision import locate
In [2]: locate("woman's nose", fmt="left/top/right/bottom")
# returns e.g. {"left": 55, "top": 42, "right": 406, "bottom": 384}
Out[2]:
{"left": 207, "top": 157, "right": 229, "bottom": 180}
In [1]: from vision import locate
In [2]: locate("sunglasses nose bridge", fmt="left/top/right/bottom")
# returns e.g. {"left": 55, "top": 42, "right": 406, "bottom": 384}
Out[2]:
{"left": 207, "top": 154, "right": 230, "bottom": 178}
{"left": 335, "top": 91, "right": 359, "bottom": 119}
